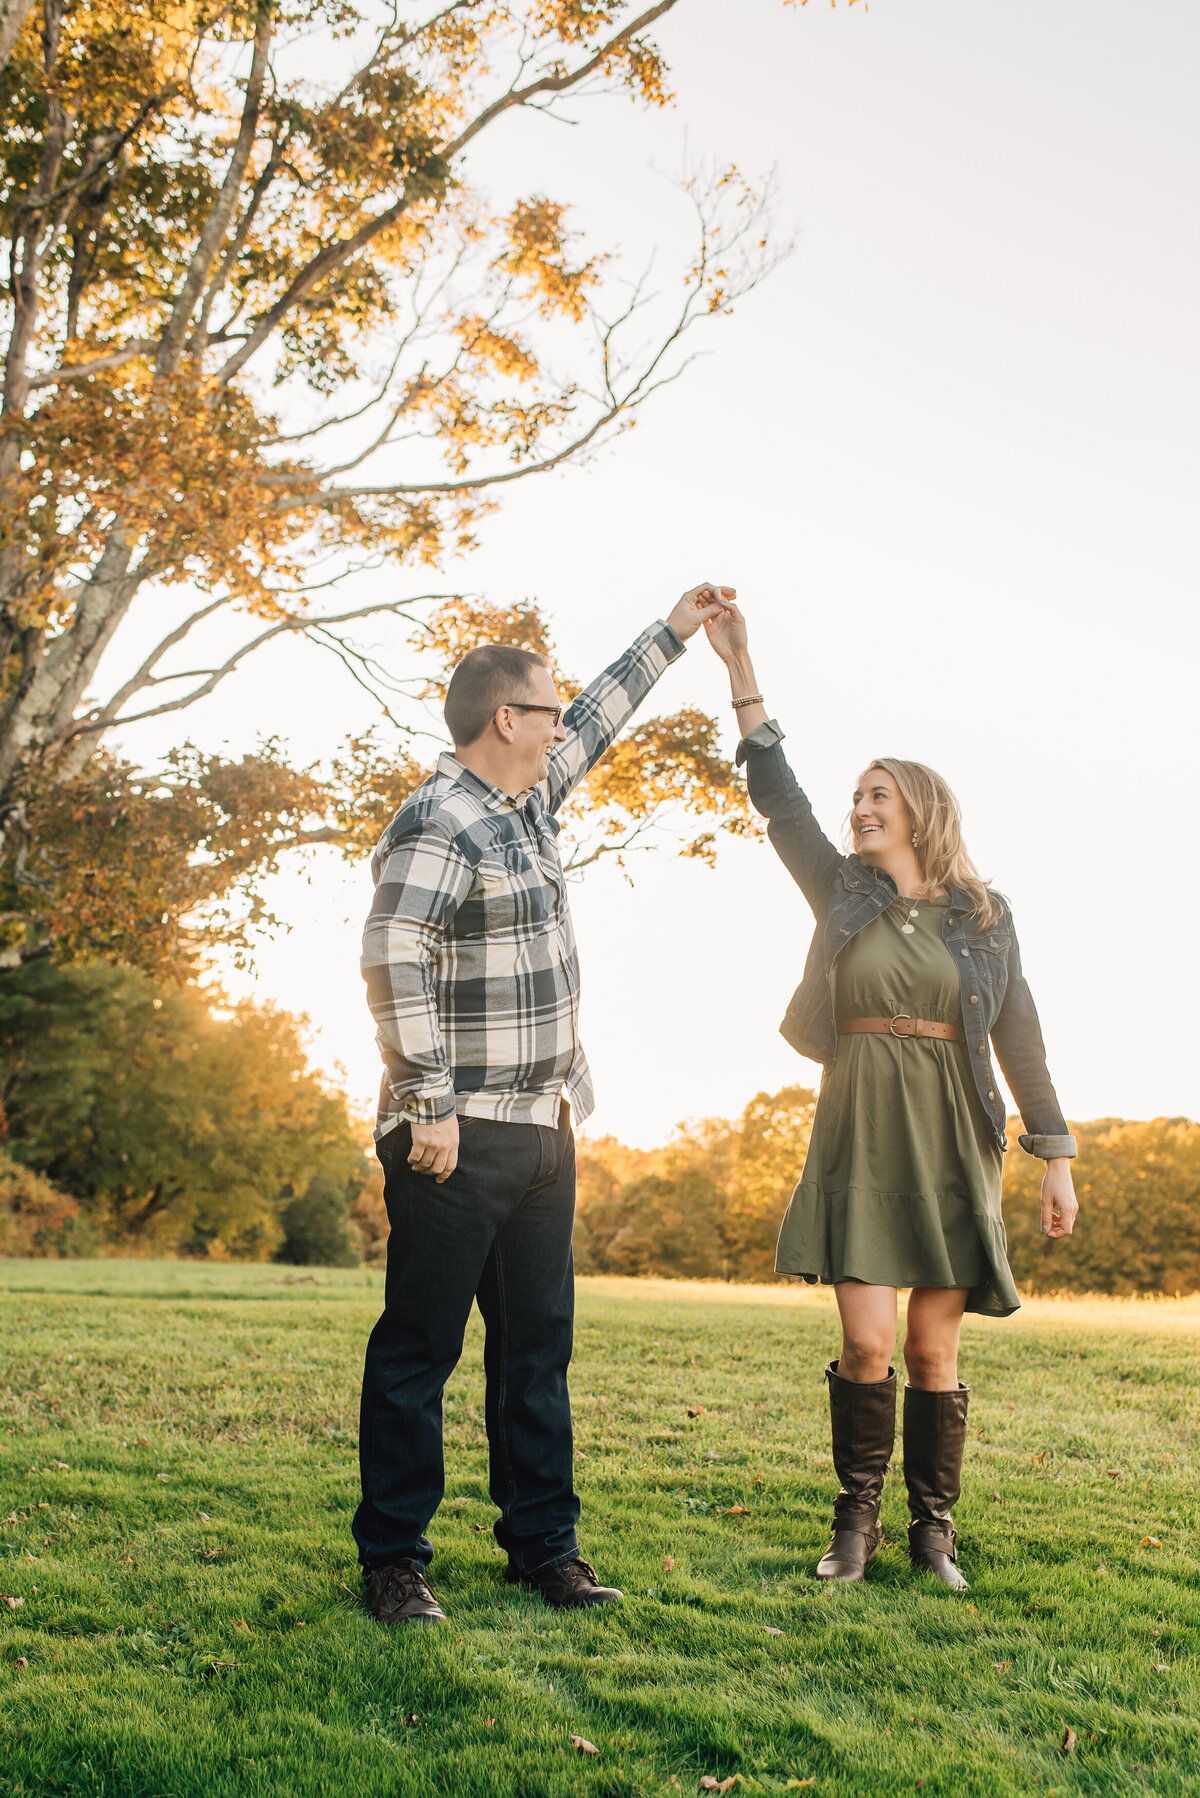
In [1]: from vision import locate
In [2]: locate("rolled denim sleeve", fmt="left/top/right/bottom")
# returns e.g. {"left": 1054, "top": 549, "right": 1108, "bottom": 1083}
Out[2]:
{"left": 990, "top": 926, "right": 1076, "bottom": 1159}
{"left": 735, "top": 721, "right": 841, "bottom": 913}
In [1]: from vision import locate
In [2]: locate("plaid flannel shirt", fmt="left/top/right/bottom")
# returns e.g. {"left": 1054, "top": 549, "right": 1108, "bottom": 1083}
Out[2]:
{"left": 363, "top": 620, "right": 685, "bottom": 1140}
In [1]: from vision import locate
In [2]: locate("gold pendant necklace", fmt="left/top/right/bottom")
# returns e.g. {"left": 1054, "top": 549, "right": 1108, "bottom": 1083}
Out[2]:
{"left": 892, "top": 894, "right": 920, "bottom": 935}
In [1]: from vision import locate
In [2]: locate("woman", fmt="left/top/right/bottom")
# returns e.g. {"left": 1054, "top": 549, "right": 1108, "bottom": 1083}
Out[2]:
{"left": 705, "top": 602, "right": 1078, "bottom": 1592}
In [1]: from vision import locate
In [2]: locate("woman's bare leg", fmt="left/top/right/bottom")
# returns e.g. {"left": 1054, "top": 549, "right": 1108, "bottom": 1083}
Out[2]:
{"left": 903, "top": 1286, "right": 968, "bottom": 1389}
{"left": 834, "top": 1280, "right": 898, "bottom": 1382}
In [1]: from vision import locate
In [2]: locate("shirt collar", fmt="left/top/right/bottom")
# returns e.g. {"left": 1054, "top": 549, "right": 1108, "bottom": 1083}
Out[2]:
{"left": 437, "top": 750, "right": 541, "bottom": 816}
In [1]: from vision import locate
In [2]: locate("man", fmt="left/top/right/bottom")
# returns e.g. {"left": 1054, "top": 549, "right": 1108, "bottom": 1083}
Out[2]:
{"left": 354, "top": 583, "right": 732, "bottom": 1624}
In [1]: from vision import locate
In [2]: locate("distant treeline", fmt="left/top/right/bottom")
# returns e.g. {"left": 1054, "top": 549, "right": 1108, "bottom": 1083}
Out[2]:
{"left": 576, "top": 1097, "right": 1200, "bottom": 1298}
{"left": 2, "top": 963, "right": 1197, "bottom": 1293}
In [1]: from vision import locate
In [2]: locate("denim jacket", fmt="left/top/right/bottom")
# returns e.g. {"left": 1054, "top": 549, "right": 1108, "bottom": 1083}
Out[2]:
{"left": 737, "top": 723, "right": 1076, "bottom": 1160}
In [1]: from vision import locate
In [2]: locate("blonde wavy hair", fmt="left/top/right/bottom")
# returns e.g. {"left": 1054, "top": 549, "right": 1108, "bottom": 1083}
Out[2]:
{"left": 851, "top": 756, "right": 1002, "bottom": 930}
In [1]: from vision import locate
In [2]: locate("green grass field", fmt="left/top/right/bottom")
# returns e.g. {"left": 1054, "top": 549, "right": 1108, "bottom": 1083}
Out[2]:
{"left": 1, "top": 1262, "right": 1197, "bottom": 1798}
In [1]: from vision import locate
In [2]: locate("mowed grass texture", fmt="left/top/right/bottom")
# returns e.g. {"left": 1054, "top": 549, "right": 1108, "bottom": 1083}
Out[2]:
{"left": 1, "top": 1265, "right": 1198, "bottom": 1798}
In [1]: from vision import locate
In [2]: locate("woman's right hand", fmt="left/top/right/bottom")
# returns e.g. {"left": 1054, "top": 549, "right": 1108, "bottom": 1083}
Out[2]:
{"left": 704, "top": 598, "right": 749, "bottom": 664}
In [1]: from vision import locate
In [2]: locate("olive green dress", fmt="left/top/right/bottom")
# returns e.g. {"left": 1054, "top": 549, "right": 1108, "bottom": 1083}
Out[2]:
{"left": 775, "top": 894, "right": 1021, "bottom": 1317}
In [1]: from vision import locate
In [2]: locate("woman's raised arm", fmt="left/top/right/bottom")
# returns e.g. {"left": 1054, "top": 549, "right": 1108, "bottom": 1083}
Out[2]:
{"left": 704, "top": 603, "right": 840, "bottom": 913}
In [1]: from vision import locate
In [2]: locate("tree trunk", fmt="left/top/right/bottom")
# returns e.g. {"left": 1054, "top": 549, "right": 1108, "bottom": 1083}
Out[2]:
{"left": 0, "top": 0, "right": 35, "bottom": 74}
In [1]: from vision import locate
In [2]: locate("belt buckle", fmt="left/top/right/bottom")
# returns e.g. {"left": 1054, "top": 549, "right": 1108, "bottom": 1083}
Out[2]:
{"left": 889, "top": 1012, "right": 914, "bottom": 1037}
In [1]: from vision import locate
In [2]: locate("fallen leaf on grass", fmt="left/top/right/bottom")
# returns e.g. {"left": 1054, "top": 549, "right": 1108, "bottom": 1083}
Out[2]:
{"left": 1154, "top": 1662, "right": 1169, "bottom": 1673}
{"left": 726, "top": 1505, "right": 751, "bottom": 1516}
{"left": 570, "top": 1734, "right": 599, "bottom": 1755}
{"left": 234, "top": 1620, "right": 251, "bottom": 1633}
{"left": 699, "top": 1778, "right": 738, "bottom": 1793}
{"left": 992, "top": 1661, "right": 1012, "bottom": 1672}
{"left": 1030, "top": 1449, "right": 1047, "bottom": 1463}
{"left": 1061, "top": 1726, "right": 1077, "bottom": 1755}
{"left": 1095, "top": 1565, "right": 1108, "bottom": 1576}
{"left": 686, "top": 1406, "right": 707, "bottom": 1419}
{"left": 404, "top": 1714, "right": 418, "bottom": 1727}
{"left": 155, "top": 1474, "right": 169, "bottom": 1483}
{"left": 484, "top": 1718, "right": 495, "bottom": 1728}
{"left": 15, "top": 1656, "right": 28, "bottom": 1667}
{"left": 2, "top": 1596, "right": 24, "bottom": 1609}
{"left": 762, "top": 1626, "right": 784, "bottom": 1636}
{"left": 198, "top": 1512, "right": 212, "bottom": 1521}
{"left": 663, "top": 1556, "right": 675, "bottom": 1572}
{"left": 1141, "top": 1536, "right": 1162, "bottom": 1548}
{"left": 1105, "top": 1468, "right": 1122, "bottom": 1479}
{"left": 965, "top": 1604, "right": 979, "bottom": 1613}
{"left": 989, "top": 1491, "right": 1004, "bottom": 1503}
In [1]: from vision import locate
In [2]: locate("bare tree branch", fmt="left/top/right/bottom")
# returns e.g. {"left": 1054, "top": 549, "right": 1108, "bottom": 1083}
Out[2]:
{"left": 212, "top": 2, "right": 682, "bottom": 393}
{"left": 156, "top": 10, "right": 273, "bottom": 376}
{"left": 26, "top": 340, "right": 158, "bottom": 390}
{"left": 61, "top": 592, "right": 462, "bottom": 740}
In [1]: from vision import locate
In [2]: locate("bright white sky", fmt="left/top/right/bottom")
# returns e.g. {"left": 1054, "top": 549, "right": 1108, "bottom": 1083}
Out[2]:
{"left": 108, "top": 0, "right": 1199, "bottom": 1145}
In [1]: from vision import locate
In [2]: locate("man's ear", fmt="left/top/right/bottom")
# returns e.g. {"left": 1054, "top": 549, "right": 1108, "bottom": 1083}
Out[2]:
{"left": 492, "top": 704, "right": 518, "bottom": 746}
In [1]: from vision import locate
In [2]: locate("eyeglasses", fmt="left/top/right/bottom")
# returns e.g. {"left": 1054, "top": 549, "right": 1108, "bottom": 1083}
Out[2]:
{"left": 504, "top": 702, "right": 565, "bottom": 727}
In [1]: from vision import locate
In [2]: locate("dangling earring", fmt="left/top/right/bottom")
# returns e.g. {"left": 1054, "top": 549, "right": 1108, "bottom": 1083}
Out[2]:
{"left": 911, "top": 831, "right": 919, "bottom": 848}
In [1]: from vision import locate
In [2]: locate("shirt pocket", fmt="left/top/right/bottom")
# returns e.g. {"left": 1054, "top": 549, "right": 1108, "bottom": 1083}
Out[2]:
{"left": 476, "top": 846, "right": 550, "bottom": 930}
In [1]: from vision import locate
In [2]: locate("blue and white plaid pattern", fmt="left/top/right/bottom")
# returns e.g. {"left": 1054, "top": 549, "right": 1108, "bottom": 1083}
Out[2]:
{"left": 363, "top": 621, "right": 685, "bottom": 1139}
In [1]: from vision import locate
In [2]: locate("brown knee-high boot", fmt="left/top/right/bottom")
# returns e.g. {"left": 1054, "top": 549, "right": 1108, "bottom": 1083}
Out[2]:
{"left": 815, "top": 1361, "right": 896, "bottom": 1583}
{"left": 903, "top": 1382, "right": 970, "bottom": 1592}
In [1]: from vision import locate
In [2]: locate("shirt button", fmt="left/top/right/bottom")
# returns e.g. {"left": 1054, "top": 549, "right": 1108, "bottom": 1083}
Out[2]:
{"left": 969, "top": 994, "right": 979, "bottom": 1004}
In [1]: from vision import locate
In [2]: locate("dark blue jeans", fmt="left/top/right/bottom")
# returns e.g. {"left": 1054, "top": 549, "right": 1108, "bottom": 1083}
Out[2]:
{"left": 352, "top": 1107, "right": 581, "bottom": 1575}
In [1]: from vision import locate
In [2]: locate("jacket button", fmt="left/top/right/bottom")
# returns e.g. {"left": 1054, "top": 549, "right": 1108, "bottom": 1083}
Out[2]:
{"left": 960, "top": 948, "right": 969, "bottom": 957}
{"left": 988, "top": 1091, "right": 996, "bottom": 1101}
{"left": 977, "top": 1044, "right": 986, "bottom": 1055}
{"left": 969, "top": 994, "right": 979, "bottom": 1004}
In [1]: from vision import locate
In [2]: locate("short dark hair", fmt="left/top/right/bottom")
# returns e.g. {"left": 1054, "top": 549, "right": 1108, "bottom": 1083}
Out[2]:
{"left": 443, "top": 644, "right": 549, "bottom": 747}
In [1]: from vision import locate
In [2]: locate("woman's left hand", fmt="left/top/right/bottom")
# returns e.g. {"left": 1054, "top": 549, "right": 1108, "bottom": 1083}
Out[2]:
{"left": 1040, "top": 1158, "right": 1079, "bottom": 1239}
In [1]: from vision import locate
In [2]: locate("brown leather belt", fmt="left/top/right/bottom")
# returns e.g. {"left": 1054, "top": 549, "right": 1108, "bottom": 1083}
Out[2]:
{"left": 838, "top": 1014, "right": 961, "bottom": 1042}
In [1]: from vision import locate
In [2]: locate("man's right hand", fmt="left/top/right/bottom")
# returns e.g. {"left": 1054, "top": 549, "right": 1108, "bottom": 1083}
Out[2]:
{"left": 408, "top": 1114, "right": 459, "bottom": 1182}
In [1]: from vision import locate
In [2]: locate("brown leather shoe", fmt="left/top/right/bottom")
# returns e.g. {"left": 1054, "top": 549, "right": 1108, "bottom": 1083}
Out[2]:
{"left": 504, "top": 1555, "right": 622, "bottom": 1609}
{"left": 363, "top": 1559, "right": 446, "bottom": 1624}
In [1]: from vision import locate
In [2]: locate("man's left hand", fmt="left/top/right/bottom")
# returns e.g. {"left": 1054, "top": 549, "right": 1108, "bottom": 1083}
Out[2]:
{"left": 668, "top": 583, "right": 736, "bottom": 641}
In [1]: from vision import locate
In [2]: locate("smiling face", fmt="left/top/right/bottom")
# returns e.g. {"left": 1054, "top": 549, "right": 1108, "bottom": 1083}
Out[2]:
{"left": 851, "top": 765, "right": 916, "bottom": 862}
{"left": 502, "top": 663, "right": 568, "bottom": 792}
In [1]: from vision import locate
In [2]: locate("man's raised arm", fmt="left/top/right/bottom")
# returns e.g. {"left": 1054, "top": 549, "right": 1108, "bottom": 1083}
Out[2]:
{"left": 542, "top": 583, "right": 733, "bottom": 814}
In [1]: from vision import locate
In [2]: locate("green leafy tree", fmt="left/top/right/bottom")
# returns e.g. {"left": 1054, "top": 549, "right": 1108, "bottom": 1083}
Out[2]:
{"left": 0, "top": 960, "right": 367, "bottom": 1254}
